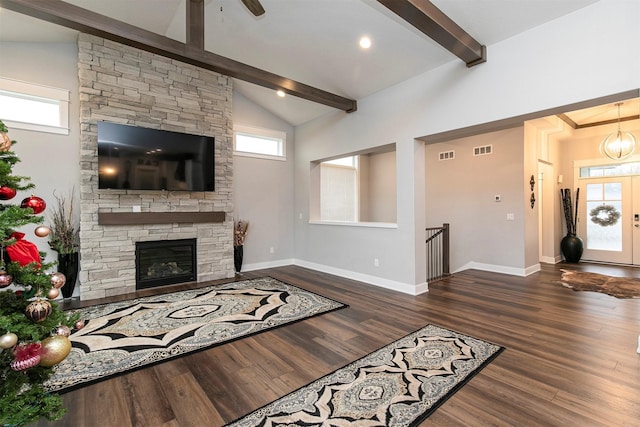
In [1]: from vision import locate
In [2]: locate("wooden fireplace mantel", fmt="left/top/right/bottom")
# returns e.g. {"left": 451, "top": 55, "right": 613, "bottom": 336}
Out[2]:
{"left": 98, "top": 211, "right": 226, "bottom": 225}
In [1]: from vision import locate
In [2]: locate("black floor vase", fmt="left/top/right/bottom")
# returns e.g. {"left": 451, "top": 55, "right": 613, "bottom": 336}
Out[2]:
{"left": 234, "top": 245, "right": 243, "bottom": 273}
{"left": 560, "top": 234, "right": 583, "bottom": 263}
{"left": 58, "top": 252, "right": 79, "bottom": 298}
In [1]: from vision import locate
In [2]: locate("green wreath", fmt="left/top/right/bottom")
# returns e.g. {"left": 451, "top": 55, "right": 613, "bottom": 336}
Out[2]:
{"left": 589, "top": 204, "right": 621, "bottom": 227}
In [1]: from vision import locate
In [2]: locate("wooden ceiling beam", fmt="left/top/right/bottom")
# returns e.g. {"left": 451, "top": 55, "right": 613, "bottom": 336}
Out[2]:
{"left": 377, "top": 0, "right": 486, "bottom": 67}
{"left": 0, "top": 0, "right": 357, "bottom": 113}
{"left": 186, "top": 0, "right": 205, "bottom": 50}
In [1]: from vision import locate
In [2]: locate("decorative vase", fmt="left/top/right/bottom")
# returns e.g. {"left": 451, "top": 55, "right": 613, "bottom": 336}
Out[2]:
{"left": 58, "top": 252, "right": 79, "bottom": 298}
{"left": 560, "top": 234, "right": 583, "bottom": 263}
{"left": 234, "top": 245, "right": 243, "bottom": 273}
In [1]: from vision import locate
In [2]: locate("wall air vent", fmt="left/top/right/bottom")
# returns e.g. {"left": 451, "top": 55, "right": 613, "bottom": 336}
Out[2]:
{"left": 439, "top": 150, "right": 455, "bottom": 161}
{"left": 473, "top": 145, "right": 493, "bottom": 156}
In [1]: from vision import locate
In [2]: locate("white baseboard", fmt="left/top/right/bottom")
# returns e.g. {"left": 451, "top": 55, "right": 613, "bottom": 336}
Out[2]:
{"left": 293, "top": 259, "right": 428, "bottom": 296}
{"left": 455, "top": 261, "right": 541, "bottom": 277}
{"left": 240, "top": 258, "right": 296, "bottom": 272}
{"left": 540, "top": 255, "right": 565, "bottom": 264}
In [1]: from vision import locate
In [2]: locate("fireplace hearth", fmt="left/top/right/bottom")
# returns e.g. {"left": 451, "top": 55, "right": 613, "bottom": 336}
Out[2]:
{"left": 136, "top": 239, "right": 196, "bottom": 289}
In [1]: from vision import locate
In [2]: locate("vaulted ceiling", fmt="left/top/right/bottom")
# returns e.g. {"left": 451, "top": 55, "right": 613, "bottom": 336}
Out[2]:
{"left": 0, "top": 0, "right": 617, "bottom": 126}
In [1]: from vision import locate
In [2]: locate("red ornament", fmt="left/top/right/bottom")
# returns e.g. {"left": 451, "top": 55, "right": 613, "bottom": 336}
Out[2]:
{"left": 20, "top": 195, "right": 46, "bottom": 214}
{"left": 11, "top": 342, "right": 41, "bottom": 371}
{"left": 0, "top": 186, "right": 17, "bottom": 200}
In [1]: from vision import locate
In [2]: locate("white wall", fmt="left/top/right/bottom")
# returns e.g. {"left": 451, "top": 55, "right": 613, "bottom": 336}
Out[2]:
{"left": 0, "top": 42, "right": 80, "bottom": 266}
{"left": 232, "top": 91, "right": 295, "bottom": 270}
{"left": 425, "top": 127, "right": 526, "bottom": 274}
{"left": 294, "top": 0, "right": 639, "bottom": 291}
{"left": 365, "top": 151, "right": 397, "bottom": 223}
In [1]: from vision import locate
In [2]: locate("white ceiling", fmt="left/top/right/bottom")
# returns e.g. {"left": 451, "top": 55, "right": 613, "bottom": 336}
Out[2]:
{"left": 1, "top": 0, "right": 619, "bottom": 126}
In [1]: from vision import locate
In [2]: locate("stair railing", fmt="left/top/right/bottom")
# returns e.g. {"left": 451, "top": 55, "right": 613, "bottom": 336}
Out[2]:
{"left": 425, "top": 223, "right": 450, "bottom": 282}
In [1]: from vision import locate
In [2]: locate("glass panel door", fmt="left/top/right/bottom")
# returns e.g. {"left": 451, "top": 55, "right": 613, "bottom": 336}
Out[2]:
{"left": 578, "top": 177, "right": 632, "bottom": 264}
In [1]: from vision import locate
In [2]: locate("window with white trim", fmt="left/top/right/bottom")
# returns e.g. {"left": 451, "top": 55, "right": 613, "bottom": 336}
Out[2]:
{"left": 320, "top": 156, "right": 358, "bottom": 222}
{"left": 233, "top": 124, "right": 286, "bottom": 160}
{"left": 0, "top": 77, "right": 70, "bottom": 135}
{"left": 310, "top": 144, "right": 397, "bottom": 225}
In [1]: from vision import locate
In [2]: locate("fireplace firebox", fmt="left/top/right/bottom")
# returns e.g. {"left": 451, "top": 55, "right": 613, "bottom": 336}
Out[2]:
{"left": 136, "top": 239, "right": 196, "bottom": 289}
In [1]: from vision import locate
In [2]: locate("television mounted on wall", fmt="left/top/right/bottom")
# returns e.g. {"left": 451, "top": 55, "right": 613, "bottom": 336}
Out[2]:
{"left": 97, "top": 121, "right": 215, "bottom": 191}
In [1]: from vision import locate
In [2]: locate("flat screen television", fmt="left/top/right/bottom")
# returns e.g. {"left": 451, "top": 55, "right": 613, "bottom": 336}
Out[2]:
{"left": 97, "top": 121, "right": 215, "bottom": 191}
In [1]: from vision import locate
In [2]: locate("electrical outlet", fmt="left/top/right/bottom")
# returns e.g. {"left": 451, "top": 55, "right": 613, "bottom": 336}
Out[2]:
{"left": 269, "top": 247, "right": 274, "bottom": 254}
{"left": 506, "top": 213, "right": 515, "bottom": 221}
{"left": 374, "top": 258, "right": 379, "bottom": 267}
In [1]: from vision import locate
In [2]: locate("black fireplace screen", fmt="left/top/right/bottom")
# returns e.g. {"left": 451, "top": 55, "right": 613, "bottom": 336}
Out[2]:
{"left": 136, "top": 239, "right": 196, "bottom": 289}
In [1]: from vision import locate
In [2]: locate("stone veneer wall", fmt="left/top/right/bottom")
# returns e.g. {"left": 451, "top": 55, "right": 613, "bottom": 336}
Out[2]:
{"left": 78, "top": 34, "right": 234, "bottom": 300}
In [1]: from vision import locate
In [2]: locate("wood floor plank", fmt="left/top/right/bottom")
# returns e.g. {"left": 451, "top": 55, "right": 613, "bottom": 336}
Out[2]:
{"left": 35, "top": 262, "right": 640, "bottom": 426}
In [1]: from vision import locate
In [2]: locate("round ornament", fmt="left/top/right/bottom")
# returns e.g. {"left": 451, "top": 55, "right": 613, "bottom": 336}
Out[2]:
{"left": 590, "top": 204, "right": 621, "bottom": 227}
{"left": 47, "top": 287, "right": 60, "bottom": 300}
{"left": 20, "top": 195, "right": 46, "bottom": 214}
{"left": 0, "top": 132, "right": 11, "bottom": 152}
{"left": 53, "top": 324, "right": 71, "bottom": 337}
{"left": 10, "top": 342, "right": 41, "bottom": 371}
{"left": 51, "top": 272, "right": 66, "bottom": 289}
{"left": 0, "top": 186, "right": 17, "bottom": 200}
{"left": 35, "top": 225, "right": 51, "bottom": 237}
{"left": 74, "top": 319, "right": 85, "bottom": 330}
{"left": 25, "top": 299, "right": 52, "bottom": 323}
{"left": 0, "top": 271, "right": 13, "bottom": 288}
{"left": 39, "top": 335, "right": 72, "bottom": 367}
{"left": 0, "top": 332, "right": 18, "bottom": 349}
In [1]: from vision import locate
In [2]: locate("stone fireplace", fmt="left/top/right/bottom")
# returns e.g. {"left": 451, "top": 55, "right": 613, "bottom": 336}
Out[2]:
{"left": 78, "top": 34, "right": 235, "bottom": 300}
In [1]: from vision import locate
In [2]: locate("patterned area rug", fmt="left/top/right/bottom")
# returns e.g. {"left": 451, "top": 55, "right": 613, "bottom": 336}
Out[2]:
{"left": 560, "top": 269, "right": 640, "bottom": 298}
{"left": 226, "top": 324, "right": 504, "bottom": 427}
{"left": 45, "top": 277, "right": 346, "bottom": 393}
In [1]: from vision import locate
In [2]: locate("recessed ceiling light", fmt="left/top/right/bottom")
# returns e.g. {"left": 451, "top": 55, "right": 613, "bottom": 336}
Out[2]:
{"left": 276, "top": 90, "right": 286, "bottom": 98}
{"left": 359, "top": 36, "right": 372, "bottom": 49}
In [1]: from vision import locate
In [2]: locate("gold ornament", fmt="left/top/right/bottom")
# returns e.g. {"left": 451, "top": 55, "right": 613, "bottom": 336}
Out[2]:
{"left": 35, "top": 225, "right": 51, "bottom": 237}
{"left": 47, "top": 287, "right": 60, "bottom": 300}
{"left": 25, "top": 299, "right": 52, "bottom": 323}
{"left": 0, "top": 332, "right": 18, "bottom": 349}
{"left": 53, "top": 325, "right": 71, "bottom": 337}
{"left": 39, "top": 335, "right": 72, "bottom": 367}
{"left": 0, "top": 132, "right": 11, "bottom": 152}
{"left": 50, "top": 272, "right": 66, "bottom": 289}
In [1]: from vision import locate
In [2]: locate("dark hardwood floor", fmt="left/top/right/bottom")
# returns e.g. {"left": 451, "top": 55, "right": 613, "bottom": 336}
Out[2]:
{"left": 36, "top": 262, "right": 639, "bottom": 426}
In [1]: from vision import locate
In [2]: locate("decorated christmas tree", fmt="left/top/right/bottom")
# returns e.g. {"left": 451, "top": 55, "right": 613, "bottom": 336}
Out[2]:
{"left": 0, "top": 120, "right": 79, "bottom": 426}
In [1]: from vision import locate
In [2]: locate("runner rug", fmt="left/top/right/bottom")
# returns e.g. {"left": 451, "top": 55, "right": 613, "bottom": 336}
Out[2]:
{"left": 226, "top": 324, "right": 504, "bottom": 427}
{"left": 45, "top": 277, "right": 346, "bottom": 393}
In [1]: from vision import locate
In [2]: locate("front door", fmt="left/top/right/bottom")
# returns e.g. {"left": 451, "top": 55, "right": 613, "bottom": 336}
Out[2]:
{"left": 578, "top": 176, "right": 638, "bottom": 264}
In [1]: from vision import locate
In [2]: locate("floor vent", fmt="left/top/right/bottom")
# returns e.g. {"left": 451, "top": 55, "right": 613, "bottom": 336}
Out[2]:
{"left": 439, "top": 150, "right": 455, "bottom": 161}
{"left": 473, "top": 145, "right": 493, "bottom": 156}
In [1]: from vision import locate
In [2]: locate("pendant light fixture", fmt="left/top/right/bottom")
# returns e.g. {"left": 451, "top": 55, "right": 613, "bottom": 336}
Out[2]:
{"left": 599, "top": 102, "right": 637, "bottom": 160}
